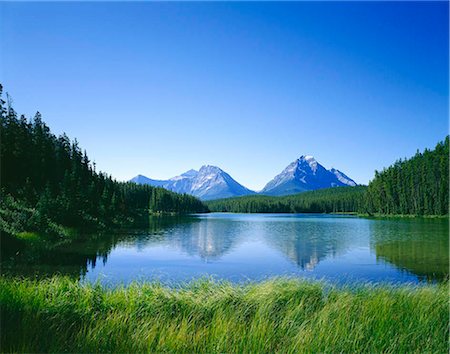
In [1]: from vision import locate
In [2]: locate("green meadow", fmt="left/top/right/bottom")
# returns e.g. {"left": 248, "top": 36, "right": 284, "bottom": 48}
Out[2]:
{"left": 1, "top": 276, "right": 447, "bottom": 353}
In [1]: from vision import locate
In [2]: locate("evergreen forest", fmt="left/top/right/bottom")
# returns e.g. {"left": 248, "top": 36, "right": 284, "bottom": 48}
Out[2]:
{"left": 0, "top": 85, "right": 208, "bottom": 238}
{"left": 364, "top": 137, "right": 448, "bottom": 215}
{"left": 207, "top": 186, "right": 367, "bottom": 213}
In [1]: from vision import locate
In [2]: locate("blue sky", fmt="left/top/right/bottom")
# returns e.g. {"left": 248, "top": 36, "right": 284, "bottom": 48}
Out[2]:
{"left": 1, "top": 2, "right": 448, "bottom": 190}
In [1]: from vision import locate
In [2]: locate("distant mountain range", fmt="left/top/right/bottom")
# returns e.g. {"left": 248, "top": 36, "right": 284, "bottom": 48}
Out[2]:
{"left": 130, "top": 155, "right": 356, "bottom": 200}
{"left": 130, "top": 165, "right": 254, "bottom": 201}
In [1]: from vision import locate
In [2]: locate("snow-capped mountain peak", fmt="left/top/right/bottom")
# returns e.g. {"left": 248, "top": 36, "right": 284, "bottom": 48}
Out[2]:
{"left": 130, "top": 156, "right": 357, "bottom": 200}
{"left": 130, "top": 165, "right": 255, "bottom": 200}
{"left": 299, "top": 155, "right": 318, "bottom": 173}
{"left": 198, "top": 165, "right": 222, "bottom": 174}
{"left": 330, "top": 168, "right": 357, "bottom": 187}
{"left": 169, "top": 169, "right": 199, "bottom": 181}
{"left": 261, "top": 155, "right": 357, "bottom": 196}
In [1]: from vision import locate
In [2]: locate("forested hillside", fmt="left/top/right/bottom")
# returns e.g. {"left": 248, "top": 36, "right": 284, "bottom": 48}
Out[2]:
{"left": 365, "top": 137, "right": 449, "bottom": 215}
{"left": 207, "top": 186, "right": 367, "bottom": 213}
{"left": 208, "top": 138, "right": 449, "bottom": 216}
{"left": 0, "top": 86, "right": 207, "bottom": 238}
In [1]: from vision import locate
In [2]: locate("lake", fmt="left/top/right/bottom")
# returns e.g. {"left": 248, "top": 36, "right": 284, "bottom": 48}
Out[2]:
{"left": 2, "top": 213, "right": 448, "bottom": 285}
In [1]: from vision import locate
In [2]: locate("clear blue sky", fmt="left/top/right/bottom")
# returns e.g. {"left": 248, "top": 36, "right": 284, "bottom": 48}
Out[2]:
{"left": 1, "top": 2, "right": 448, "bottom": 190}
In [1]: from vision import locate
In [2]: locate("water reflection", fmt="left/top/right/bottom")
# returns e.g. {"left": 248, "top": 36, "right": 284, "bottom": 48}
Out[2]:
{"left": 2, "top": 214, "right": 448, "bottom": 284}
{"left": 165, "top": 219, "right": 243, "bottom": 260}
{"left": 124, "top": 216, "right": 244, "bottom": 260}
{"left": 1, "top": 216, "right": 198, "bottom": 279}
{"left": 369, "top": 218, "right": 449, "bottom": 281}
{"left": 261, "top": 216, "right": 365, "bottom": 270}
{"left": 1, "top": 232, "right": 117, "bottom": 279}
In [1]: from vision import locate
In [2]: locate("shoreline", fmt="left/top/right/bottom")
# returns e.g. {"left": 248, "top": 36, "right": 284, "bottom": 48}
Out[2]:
{"left": 204, "top": 210, "right": 449, "bottom": 218}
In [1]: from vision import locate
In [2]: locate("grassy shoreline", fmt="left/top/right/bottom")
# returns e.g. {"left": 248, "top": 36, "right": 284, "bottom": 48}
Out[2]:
{"left": 1, "top": 277, "right": 447, "bottom": 353}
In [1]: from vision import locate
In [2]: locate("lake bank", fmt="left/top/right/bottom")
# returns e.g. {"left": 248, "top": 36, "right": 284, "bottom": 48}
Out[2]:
{"left": 1, "top": 276, "right": 447, "bottom": 353}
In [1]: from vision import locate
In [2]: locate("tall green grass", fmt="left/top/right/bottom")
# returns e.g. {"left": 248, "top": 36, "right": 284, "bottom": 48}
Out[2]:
{"left": 0, "top": 277, "right": 447, "bottom": 353}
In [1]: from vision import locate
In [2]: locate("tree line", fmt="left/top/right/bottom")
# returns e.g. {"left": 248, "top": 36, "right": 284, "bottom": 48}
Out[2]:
{"left": 364, "top": 137, "right": 448, "bottom": 216}
{"left": 208, "top": 139, "right": 449, "bottom": 216}
{"left": 207, "top": 186, "right": 367, "bottom": 214}
{"left": 0, "top": 85, "right": 208, "bottom": 238}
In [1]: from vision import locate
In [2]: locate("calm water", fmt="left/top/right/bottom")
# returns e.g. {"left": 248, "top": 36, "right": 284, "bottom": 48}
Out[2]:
{"left": 2, "top": 214, "right": 448, "bottom": 285}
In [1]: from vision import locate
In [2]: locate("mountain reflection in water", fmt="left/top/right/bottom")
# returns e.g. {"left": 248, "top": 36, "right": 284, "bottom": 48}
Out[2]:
{"left": 2, "top": 214, "right": 448, "bottom": 284}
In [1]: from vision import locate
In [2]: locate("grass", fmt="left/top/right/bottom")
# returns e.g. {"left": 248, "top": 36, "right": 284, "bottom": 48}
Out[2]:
{"left": 0, "top": 277, "right": 448, "bottom": 353}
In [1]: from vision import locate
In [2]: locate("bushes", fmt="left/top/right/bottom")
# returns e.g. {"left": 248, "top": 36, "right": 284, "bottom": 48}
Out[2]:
{"left": 0, "top": 193, "right": 67, "bottom": 238}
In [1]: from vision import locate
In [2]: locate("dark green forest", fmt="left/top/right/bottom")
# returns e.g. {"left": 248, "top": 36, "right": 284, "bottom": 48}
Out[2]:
{"left": 365, "top": 137, "right": 449, "bottom": 216}
{"left": 208, "top": 138, "right": 449, "bottom": 216}
{"left": 0, "top": 86, "right": 208, "bottom": 238}
{"left": 207, "top": 186, "right": 367, "bottom": 213}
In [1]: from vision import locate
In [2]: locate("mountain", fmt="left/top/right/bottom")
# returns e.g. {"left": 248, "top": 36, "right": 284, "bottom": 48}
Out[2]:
{"left": 330, "top": 168, "right": 356, "bottom": 187}
{"left": 129, "top": 174, "right": 166, "bottom": 187}
{"left": 261, "top": 155, "right": 356, "bottom": 196}
{"left": 165, "top": 169, "right": 199, "bottom": 194}
{"left": 130, "top": 166, "right": 255, "bottom": 200}
{"left": 188, "top": 165, "right": 255, "bottom": 200}
{"left": 131, "top": 156, "right": 356, "bottom": 200}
